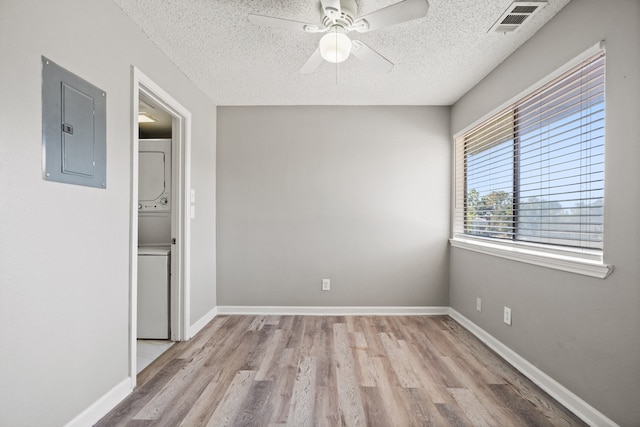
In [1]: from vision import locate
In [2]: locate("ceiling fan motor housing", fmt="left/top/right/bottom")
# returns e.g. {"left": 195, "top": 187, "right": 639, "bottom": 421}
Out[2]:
{"left": 322, "top": 0, "right": 357, "bottom": 29}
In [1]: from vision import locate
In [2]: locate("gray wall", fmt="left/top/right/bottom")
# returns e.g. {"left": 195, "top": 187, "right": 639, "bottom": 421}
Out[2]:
{"left": 0, "top": 0, "right": 216, "bottom": 425}
{"left": 217, "top": 106, "right": 450, "bottom": 307}
{"left": 450, "top": 1, "right": 640, "bottom": 425}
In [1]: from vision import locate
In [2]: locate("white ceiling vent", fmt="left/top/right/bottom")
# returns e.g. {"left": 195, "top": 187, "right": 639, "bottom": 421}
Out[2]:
{"left": 489, "top": 1, "right": 547, "bottom": 33}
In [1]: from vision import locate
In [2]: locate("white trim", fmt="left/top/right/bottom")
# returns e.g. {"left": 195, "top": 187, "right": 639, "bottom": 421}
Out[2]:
{"left": 179, "top": 111, "right": 192, "bottom": 342}
{"left": 188, "top": 306, "right": 218, "bottom": 339}
{"left": 448, "top": 309, "right": 619, "bottom": 427}
{"left": 216, "top": 306, "right": 449, "bottom": 316}
{"left": 130, "top": 67, "right": 192, "bottom": 387}
{"left": 129, "top": 73, "right": 140, "bottom": 384}
{"left": 449, "top": 236, "right": 612, "bottom": 279}
{"left": 64, "top": 377, "right": 132, "bottom": 427}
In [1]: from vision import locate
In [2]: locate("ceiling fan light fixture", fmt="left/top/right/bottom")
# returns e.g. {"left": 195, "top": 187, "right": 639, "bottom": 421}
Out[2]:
{"left": 319, "top": 31, "right": 352, "bottom": 63}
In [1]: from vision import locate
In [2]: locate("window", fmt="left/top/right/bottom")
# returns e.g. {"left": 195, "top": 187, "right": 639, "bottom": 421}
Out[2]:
{"left": 452, "top": 50, "right": 611, "bottom": 278}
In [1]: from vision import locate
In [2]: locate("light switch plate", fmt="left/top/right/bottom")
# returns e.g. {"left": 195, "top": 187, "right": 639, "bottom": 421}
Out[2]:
{"left": 504, "top": 306, "right": 512, "bottom": 325}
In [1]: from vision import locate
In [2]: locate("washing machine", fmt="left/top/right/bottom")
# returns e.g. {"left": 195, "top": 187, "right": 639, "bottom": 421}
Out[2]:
{"left": 137, "top": 246, "right": 171, "bottom": 339}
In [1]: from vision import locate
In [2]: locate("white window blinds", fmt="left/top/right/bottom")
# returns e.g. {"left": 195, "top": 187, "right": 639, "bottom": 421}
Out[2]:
{"left": 456, "top": 51, "right": 605, "bottom": 250}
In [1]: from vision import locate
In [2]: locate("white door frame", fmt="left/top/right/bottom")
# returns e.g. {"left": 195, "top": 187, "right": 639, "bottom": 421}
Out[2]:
{"left": 129, "top": 67, "right": 192, "bottom": 386}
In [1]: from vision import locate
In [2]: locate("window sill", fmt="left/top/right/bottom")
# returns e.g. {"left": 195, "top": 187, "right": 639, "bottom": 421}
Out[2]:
{"left": 449, "top": 236, "right": 613, "bottom": 279}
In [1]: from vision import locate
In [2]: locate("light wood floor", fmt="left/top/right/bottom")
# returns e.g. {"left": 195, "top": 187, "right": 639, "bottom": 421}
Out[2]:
{"left": 97, "top": 315, "right": 586, "bottom": 426}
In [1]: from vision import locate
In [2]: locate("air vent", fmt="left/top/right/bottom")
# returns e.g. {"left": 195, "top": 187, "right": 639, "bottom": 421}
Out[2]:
{"left": 489, "top": 1, "right": 547, "bottom": 33}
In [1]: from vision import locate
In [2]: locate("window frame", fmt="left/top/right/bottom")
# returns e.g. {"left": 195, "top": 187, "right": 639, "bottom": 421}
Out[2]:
{"left": 450, "top": 42, "right": 612, "bottom": 279}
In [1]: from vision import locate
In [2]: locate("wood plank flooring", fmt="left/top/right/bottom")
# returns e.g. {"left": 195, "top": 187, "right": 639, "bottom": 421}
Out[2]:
{"left": 96, "top": 315, "right": 586, "bottom": 426}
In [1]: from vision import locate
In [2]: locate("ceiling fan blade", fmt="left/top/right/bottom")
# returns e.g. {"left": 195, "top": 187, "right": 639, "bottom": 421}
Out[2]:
{"left": 248, "top": 14, "right": 321, "bottom": 32}
{"left": 351, "top": 40, "right": 394, "bottom": 73}
{"left": 299, "top": 48, "right": 324, "bottom": 74}
{"left": 353, "top": 0, "right": 429, "bottom": 32}
{"left": 320, "top": 0, "right": 342, "bottom": 19}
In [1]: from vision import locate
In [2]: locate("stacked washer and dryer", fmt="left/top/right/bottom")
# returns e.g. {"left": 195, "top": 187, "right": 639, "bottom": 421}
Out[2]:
{"left": 138, "top": 139, "right": 172, "bottom": 340}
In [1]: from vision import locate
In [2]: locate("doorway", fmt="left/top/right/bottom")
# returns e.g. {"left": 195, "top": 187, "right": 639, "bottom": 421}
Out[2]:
{"left": 130, "top": 67, "right": 192, "bottom": 386}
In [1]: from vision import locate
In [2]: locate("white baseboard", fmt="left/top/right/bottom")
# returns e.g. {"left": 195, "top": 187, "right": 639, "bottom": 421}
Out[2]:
{"left": 188, "top": 306, "right": 218, "bottom": 339}
{"left": 448, "top": 309, "right": 618, "bottom": 427}
{"left": 216, "top": 306, "right": 449, "bottom": 316}
{"left": 64, "top": 377, "right": 132, "bottom": 427}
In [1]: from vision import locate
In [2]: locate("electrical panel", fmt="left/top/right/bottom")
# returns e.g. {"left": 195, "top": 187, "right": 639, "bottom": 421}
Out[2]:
{"left": 42, "top": 56, "right": 106, "bottom": 188}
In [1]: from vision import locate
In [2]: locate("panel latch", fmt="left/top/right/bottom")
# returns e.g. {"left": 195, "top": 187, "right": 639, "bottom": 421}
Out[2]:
{"left": 62, "top": 123, "right": 74, "bottom": 135}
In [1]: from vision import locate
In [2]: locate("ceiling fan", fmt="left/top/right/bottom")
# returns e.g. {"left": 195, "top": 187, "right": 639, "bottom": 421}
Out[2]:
{"left": 248, "top": 0, "right": 430, "bottom": 74}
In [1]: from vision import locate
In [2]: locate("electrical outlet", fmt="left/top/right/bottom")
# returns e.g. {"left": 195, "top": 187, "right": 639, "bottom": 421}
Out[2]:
{"left": 504, "top": 306, "right": 512, "bottom": 326}
{"left": 476, "top": 297, "right": 482, "bottom": 312}
{"left": 322, "top": 279, "right": 330, "bottom": 291}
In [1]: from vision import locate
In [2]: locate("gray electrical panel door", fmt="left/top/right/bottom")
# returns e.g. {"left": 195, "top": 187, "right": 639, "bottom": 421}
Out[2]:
{"left": 42, "top": 56, "right": 106, "bottom": 188}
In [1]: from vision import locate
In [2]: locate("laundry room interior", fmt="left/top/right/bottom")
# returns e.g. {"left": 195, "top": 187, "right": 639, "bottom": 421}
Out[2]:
{"left": 136, "top": 94, "right": 175, "bottom": 372}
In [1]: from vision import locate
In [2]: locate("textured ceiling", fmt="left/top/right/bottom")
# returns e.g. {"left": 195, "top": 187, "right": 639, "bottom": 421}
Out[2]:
{"left": 112, "top": 0, "right": 570, "bottom": 106}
